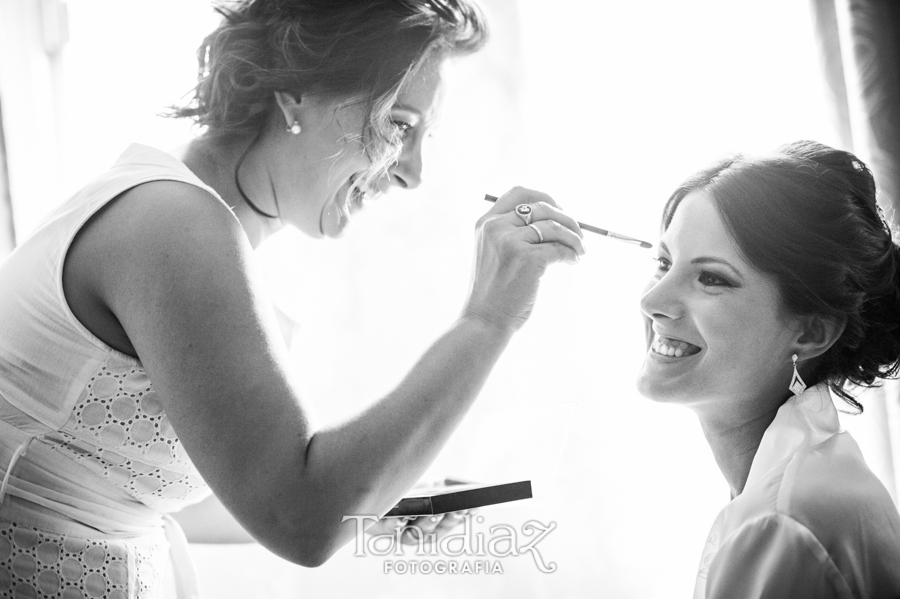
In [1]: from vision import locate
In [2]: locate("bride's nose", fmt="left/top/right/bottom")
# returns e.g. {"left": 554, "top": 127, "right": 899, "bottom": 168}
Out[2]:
{"left": 640, "top": 274, "right": 683, "bottom": 323}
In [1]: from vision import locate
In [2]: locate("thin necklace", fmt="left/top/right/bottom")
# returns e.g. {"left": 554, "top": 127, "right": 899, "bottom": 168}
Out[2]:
{"left": 234, "top": 129, "right": 278, "bottom": 219}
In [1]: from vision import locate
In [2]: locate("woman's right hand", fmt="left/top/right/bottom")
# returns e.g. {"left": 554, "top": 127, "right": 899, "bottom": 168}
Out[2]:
{"left": 463, "top": 187, "right": 586, "bottom": 332}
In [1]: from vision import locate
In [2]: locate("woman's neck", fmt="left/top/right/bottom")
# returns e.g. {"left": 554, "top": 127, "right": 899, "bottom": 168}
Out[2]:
{"left": 179, "top": 136, "right": 284, "bottom": 249}
{"left": 697, "top": 405, "right": 779, "bottom": 499}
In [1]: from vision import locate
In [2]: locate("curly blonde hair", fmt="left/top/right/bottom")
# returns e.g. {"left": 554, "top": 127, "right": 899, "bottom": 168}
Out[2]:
{"left": 171, "top": 0, "right": 487, "bottom": 193}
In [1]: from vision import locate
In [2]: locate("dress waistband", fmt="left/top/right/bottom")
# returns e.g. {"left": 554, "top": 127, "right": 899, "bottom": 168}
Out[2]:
{"left": 0, "top": 418, "right": 200, "bottom": 597}
{"left": 0, "top": 418, "right": 162, "bottom": 535}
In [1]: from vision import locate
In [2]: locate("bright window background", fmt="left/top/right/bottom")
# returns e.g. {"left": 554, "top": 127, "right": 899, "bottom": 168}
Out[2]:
{"left": 6, "top": 0, "right": 848, "bottom": 597}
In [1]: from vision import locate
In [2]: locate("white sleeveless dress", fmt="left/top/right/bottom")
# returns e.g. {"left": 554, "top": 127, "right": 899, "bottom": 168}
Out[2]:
{"left": 0, "top": 145, "right": 229, "bottom": 598}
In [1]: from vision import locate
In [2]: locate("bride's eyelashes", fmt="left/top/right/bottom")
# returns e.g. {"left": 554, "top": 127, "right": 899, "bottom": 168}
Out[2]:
{"left": 652, "top": 255, "right": 671, "bottom": 273}
{"left": 651, "top": 255, "right": 737, "bottom": 289}
{"left": 697, "top": 271, "right": 735, "bottom": 288}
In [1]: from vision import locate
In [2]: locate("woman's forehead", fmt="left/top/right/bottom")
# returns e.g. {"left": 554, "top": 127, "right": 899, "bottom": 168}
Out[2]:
{"left": 393, "top": 56, "right": 449, "bottom": 122}
{"left": 664, "top": 190, "right": 739, "bottom": 258}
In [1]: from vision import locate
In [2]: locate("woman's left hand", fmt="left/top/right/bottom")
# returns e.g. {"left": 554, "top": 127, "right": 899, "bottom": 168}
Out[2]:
{"left": 366, "top": 511, "right": 471, "bottom": 545}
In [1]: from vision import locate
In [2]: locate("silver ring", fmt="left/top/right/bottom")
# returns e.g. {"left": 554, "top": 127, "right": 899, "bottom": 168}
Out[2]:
{"left": 515, "top": 204, "right": 533, "bottom": 225}
{"left": 528, "top": 222, "right": 544, "bottom": 243}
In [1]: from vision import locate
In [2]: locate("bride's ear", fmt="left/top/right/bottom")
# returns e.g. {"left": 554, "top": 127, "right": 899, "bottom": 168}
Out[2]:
{"left": 793, "top": 313, "right": 846, "bottom": 360}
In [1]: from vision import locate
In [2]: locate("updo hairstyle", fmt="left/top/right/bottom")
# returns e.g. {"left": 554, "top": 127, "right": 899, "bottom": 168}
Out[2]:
{"left": 171, "top": 0, "right": 487, "bottom": 187}
{"left": 661, "top": 140, "right": 900, "bottom": 411}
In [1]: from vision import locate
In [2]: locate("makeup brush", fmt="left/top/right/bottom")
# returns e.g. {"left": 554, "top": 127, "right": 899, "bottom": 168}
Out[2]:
{"left": 483, "top": 194, "right": 652, "bottom": 249}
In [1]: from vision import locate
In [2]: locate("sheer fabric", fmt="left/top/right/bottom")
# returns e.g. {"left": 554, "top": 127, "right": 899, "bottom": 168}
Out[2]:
{"left": 0, "top": 145, "right": 228, "bottom": 597}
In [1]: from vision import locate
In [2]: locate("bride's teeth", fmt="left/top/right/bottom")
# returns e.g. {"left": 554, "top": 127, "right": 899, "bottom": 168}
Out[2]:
{"left": 652, "top": 336, "right": 698, "bottom": 357}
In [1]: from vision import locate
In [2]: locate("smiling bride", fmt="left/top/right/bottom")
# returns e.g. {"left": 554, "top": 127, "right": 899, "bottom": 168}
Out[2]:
{"left": 638, "top": 140, "right": 900, "bottom": 598}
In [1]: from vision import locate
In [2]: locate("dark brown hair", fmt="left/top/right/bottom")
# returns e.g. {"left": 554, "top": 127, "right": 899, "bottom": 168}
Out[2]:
{"left": 662, "top": 141, "right": 900, "bottom": 411}
{"left": 171, "top": 0, "right": 487, "bottom": 185}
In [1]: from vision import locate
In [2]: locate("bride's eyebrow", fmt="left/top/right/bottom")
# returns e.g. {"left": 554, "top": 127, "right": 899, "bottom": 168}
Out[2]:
{"left": 660, "top": 242, "right": 744, "bottom": 281}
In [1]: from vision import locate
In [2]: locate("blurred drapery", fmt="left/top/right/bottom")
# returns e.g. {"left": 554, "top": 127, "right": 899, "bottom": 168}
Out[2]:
{"left": 810, "top": 0, "right": 900, "bottom": 505}
{"left": 0, "top": 96, "right": 14, "bottom": 259}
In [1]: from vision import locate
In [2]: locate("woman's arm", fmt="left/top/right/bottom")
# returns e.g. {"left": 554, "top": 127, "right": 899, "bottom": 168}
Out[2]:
{"left": 171, "top": 494, "right": 256, "bottom": 544}
{"left": 76, "top": 182, "right": 582, "bottom": 566}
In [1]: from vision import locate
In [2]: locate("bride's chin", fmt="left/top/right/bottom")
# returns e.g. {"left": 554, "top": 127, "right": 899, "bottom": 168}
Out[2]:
{"left": 635, "top": 374, "right": 659, "bottom": 401}
{"left": 635, "top": 368, "right": 683, "bottom": 404}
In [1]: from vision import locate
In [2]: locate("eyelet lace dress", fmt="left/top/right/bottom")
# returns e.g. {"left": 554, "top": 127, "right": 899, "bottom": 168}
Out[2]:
{"left": 0, "top": 145, "right": 229, "bottom": 598}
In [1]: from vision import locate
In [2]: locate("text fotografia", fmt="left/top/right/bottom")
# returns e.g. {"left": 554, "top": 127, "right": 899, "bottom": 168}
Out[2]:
{"left": 385, "top": 560, "right": 503, "bottom": 575}
{"left": 342, "top": 514, "right": 557, "bottom": 574}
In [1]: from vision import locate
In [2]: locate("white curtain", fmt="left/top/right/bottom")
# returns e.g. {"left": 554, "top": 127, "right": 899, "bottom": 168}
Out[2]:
{"left": 0, "top": 95, "right": 14, "bottom": 258}
{"left": 810, "top": 0, "right": 900, "bottom": 506}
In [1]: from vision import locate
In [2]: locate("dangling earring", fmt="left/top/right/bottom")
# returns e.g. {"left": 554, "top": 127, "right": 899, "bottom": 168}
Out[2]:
{"left": 789, "top": 353, "right": 807, "bottom": 396}
{"left": 286, "top": 120, "right": 301, "bottom": 135}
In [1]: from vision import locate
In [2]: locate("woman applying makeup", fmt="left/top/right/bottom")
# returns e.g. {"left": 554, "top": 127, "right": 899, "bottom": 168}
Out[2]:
{"left": 0, "top": 1, "right": 585, "bottom": 596}
{"left": 639, "top": 141, "right": 900, "bottom": 597}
